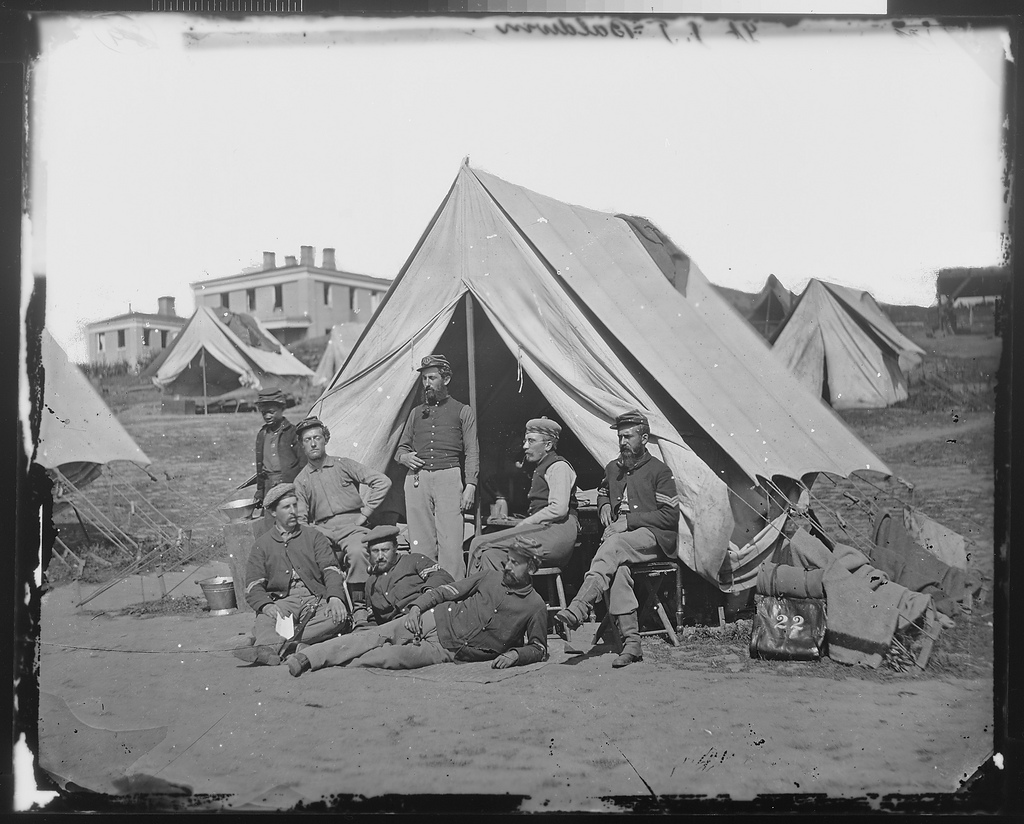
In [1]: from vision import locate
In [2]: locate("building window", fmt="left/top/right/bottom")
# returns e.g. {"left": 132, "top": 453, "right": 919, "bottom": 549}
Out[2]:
{"left": 274, "top": 284, "right": 283, "bottom": 310}
{"left": 97, "top": 333, "right": 105, "bottom": 352}
{"left": 349, "top": 288, "right": 358, "bottom": 314}
{"left": 142, "top": 328, "right": 151, "bottom": 347}
{"left": 220, "top": 292, "right": 230, "bottom": 308}
{"left": 370, "top": 290, "right": 382, "bottom": 312}
{"left": 160, "top": 329, "right": 169, "bottom": 347}
{"left": 323, "top": 283, "right": 331, "bottom": 306}
{"left": 117, "top": 330, "right": 126, "bottom": 348}
{"left": 247, "top": 288, "right": 256, "bottom": 311}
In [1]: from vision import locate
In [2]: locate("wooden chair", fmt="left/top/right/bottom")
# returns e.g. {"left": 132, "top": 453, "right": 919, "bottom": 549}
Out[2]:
{"left": 593, "top": 560, "right": 684, "bottom": 647}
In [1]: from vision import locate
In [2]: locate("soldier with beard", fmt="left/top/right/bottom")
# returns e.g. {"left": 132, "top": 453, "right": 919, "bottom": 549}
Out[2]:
{"left": 465, "top": 417, "right": 579, "bottom": 575}
{"left": 394, "top": 354, "right": 479, "bottom": 578}
{"left": 554, "top": 410, "right": 679, "bottom": 668}
{"left": 362, "top": 525, "right": 455, "bottom": 624}
{"left": 284, "top": 537, "right": 547, "bottom": 676}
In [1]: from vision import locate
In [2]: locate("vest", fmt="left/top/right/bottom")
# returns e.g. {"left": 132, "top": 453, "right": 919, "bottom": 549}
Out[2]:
{"left": 411, "top": 397, "right": 466, "bottom": 472}
{"left": 527, "top": 452, "right": 578, "bottom": 520}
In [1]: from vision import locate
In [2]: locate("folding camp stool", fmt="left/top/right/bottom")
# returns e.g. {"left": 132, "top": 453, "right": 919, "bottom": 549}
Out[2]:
{"left": 532, "top": 567, "right": 568, "bottom": 637}
{"left": 593, "top": 560, "right": 683, "bottom": 647}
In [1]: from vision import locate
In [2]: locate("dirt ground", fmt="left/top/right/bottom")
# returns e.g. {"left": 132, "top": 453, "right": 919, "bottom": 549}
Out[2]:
{"left": 31, "top": 338, "right": 1000, "bottom": 812}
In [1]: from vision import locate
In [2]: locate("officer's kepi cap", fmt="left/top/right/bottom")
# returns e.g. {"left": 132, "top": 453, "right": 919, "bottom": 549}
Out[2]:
{"left": 611, "top": 409, "right": 649, "bottom": 430}
{"left": 417, "top": 354, "right": 452, "bottom": 374}
{"left": 361, "top": 525, "right": 401, "bottom": 546}
{"left": 295, "top": 416, "right": 328, "bottom": 438}
{"left": 264, "top": 482, "right": 297, "bottom": 509}
{"left": 256, "top": 388, "right": 287, "bottom": 407}
{"left": 506, "top": 536, "right": 543, "bottom": 568}
{"left": 525, "top": 417, "right": 561, "bottom": 440}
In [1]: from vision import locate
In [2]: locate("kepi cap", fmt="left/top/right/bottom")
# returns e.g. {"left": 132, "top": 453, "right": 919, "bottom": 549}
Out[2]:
{"left": 257, "top": 388, "right": 287, "bottom": 407}
{"left": 417, "top": 354, "right": 452, "bottom": 375}
{"left": 264, "top": 482, "right": 297, "bottom": 510}
{"left": 525, "top": 417, "right": 561, "bottom": 441}
{"left": 296, "top": 417, "right": 328, "bottom": 438}
{"left": 506, "top": 536, "right": 543, "bottom": 568}
{"left": 362, "top": 525, "right": 401, "bottom": 546}
{"left": 611, "top": 409, "right": 649, "bottom": 430}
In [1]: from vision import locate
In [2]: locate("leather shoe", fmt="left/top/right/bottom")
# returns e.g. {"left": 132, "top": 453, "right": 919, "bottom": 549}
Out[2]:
{"left": 612, "top": 651, "right": 643, "bottom": 668}
{"left": 554, "top": 608, "right": 581, "bottom": 631}
{"left": 233, "top": 645, "right": 282, "bottom": 666}
{"left": 286, "top": 653, "right": 311, "bottom": 678}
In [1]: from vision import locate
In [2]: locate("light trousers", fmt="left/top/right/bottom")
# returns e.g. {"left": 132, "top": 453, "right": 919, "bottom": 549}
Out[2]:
{"left": 578, "top": 528, "right": 663, "bottom": 616}
{"left": 302, "top": 608, "right": 454, "bottom": 671}
{"left": 404, "top": 466, "right": 466, "bottom": 579}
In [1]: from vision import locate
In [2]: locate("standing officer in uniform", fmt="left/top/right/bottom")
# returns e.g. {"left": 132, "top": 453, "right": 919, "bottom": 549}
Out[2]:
{"left": 362, "top": 524, "right": 455, "bottom": 624}
{"left": 293, "top": 417, "right": 392, "bottom": 617}
{"left": 466, "top": 417, "right": 579, "bottom": 575}
{"left": 554, "top": 410, "right": 680, "bottom": 668}
{"left": 394, "top": 354, "right": 479, "bottom": 579}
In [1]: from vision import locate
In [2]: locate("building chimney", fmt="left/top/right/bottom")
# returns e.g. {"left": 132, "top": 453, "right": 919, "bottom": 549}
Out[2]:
{"left": 300, "top": 245, "right": 314, "bottom": 267}
{"left": 322, "top": 248, "right": 336, "bottom": 270}
{"left": 263, "top": 251, "right": 276, "bottom": 270}
{"left": 157, "top": 296, "right": 176, "bottom": 317}
{"left": 285, "top": 255, "right": 297, "bottom": 266}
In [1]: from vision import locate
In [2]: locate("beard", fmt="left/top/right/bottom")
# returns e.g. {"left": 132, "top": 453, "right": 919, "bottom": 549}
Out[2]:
{"left": 424, "top": 385, "right": 449, "bottom": 405}
{"left": 502, "top": 568, "right": 531, "bottom": 589}
{"left": 619, "top": 443, "right": 645, "bottom": 468}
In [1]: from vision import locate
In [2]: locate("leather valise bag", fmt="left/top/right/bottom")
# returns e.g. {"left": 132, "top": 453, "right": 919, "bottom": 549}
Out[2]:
{"left": 749, "top": 566, "right": 827, "bottom": 661}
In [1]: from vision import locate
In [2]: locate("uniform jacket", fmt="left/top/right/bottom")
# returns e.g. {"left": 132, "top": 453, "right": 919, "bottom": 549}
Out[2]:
{"left": 254, "top": 418, "right": 306, "bottom": 502}
{"left": 365, "top": 552, "right": 454, "bottom": 624}
{"left": 395, "top": 396, "right": 480, "bottom": 486}
{"left": 411, "top": 571, "right": 547, "bottom": 665}
{"left": 598, "top": 451, "right": 680, "bottom": 555}
{"left": 244, "top": 524, "right": 346, "bottom": 613}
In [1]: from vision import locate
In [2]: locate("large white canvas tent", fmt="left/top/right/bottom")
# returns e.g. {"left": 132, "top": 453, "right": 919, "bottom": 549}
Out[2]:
{"left": 771, "top": 279, "right": 926, "bottom": 410}
{"left": 146, "top": 306, "right": 313, "bottom": 397}
{"left": 310, "top": 162, "right": 890, "bottom": 586}
{"left": 37, "top": 329, "right": 151, "bottom": 490}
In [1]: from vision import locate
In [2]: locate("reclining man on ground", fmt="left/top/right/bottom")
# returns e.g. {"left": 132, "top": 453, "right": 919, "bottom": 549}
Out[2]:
{"left": 466, "top": 417, "right": 580, "bottom": 577}
{"left": 554, "top": 409, "right": 680, "bottom": 668}
{"left": 284, "top": 537, "right": 548, "bottom": 677}
{"left": 234, "top": 483, "right": 352, "bottom": 667}
{"left": 362, "top": 524, "right": 456, "bottom": 625}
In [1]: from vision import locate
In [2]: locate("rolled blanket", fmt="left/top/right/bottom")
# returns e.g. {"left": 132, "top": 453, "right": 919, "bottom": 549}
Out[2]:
{"left": 756, "top": 562, "right": 825, "bottom": 599}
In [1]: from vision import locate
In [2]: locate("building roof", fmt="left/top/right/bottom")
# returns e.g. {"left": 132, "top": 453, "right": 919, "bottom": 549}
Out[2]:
{"left": 190, "top": 262, "right": 392, "bottom": 291}
{"left": 86, "top": 312, "right": 187, "bottom": 329}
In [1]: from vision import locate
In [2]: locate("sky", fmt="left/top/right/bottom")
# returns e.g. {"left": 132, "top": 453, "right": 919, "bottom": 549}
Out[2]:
{"left": 26, "top": 13, "right": 1010, "bottom": 362}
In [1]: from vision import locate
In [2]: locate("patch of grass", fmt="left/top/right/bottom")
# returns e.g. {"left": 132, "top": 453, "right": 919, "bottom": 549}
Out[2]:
{"left": 117, "top": 595, "right": 208, "bottom": 618}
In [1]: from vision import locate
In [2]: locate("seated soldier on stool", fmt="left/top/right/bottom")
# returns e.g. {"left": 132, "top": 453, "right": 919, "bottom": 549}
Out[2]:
{"left": 235, "top": 483, "right": 351, "bottom": 667}
{"left": 466, "top": 417, "right": 580, "bottom": 577}
{"left": 554, "top": 410, "right": 680, "bottom": 668}
{"left": 363, "top": 525, "right": 455, "bottom": 625}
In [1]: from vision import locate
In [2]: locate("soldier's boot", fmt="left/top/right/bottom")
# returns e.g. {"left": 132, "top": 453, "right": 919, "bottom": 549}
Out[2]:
{"left": 611, "top": 611, "right": 643, "bottom": 668}
{"left": 554, "top": 575, "right": 604, "bottom": 631}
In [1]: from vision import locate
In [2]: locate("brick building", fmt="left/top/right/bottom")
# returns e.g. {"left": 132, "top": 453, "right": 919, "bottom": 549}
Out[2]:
{"left": 190, "top": 246, "right": 392, "bottom": 346}
{"left": 86, "top": 296, "right": 187, "bottom": 367}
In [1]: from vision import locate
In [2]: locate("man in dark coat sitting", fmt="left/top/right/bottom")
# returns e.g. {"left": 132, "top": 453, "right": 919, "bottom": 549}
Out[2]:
{"left": 362, "top": 525, "right": 455, "bottom": 624}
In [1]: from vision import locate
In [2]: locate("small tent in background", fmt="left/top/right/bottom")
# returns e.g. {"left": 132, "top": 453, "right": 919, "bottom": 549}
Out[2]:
{"left": 747, "top": 275, "right": 794, "bottom": 340}
{"left": 144, "top": 306, "right": 313, "bottom": 398}
{"left": 312, "top": 323, "right": 363, "bottom": 387}
{"left": 771, "top": 279, "right": 926, "bottom": 409}
{"left": 310, "top": 161, "right": 891, "bottom": 587}
{"left": 37, "top": 329, "right": 151, "bottom": 490}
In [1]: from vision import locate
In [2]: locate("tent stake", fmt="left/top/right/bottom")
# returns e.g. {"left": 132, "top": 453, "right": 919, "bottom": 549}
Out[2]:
{"left": 465, "top": 294, "right": 481, "bottom": 538}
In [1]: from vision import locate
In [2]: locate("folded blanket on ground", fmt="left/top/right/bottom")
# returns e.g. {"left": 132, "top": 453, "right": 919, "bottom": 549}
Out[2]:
{"left": 771, "top": 529, "right": 932, "bottom": 667}
{"left": 870, "top": 510, "right": 973, "bottom": 618}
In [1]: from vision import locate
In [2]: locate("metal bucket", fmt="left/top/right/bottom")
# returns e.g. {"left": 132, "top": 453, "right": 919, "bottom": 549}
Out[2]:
{"left": 196, "top": 576, "right": 237, "bottom": 616}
